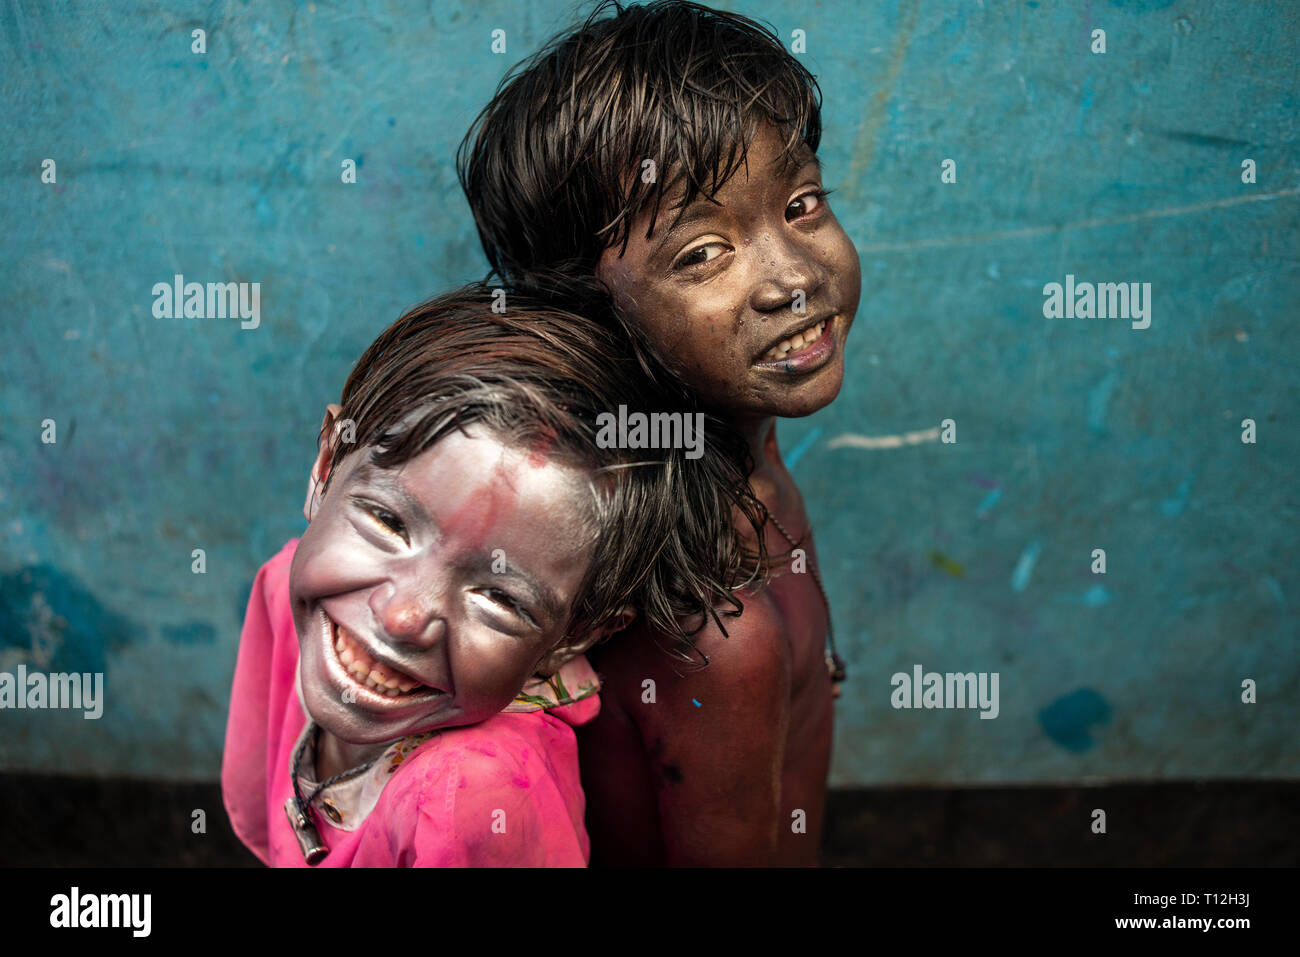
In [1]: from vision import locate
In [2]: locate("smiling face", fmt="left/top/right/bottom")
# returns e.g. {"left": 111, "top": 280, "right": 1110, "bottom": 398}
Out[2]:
{"left": 290, "top": 420, "right": 598, "bottom": 749}
{"left": 596, "top": 123, "right": 862, "bottom": 421}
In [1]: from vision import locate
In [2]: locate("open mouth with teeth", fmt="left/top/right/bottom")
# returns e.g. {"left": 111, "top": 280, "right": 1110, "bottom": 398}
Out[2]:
{"left": 760, "top": 316, "right": 832, "bottom": 362}
{"left": 330, "top": 619, "right": 436, "bottom": 698}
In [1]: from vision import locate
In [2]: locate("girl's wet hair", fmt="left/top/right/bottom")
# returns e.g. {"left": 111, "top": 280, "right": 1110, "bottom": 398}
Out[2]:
{"left": 456, "top": 0, "right": 822, "bottom": 307}
{"left": 316, "top": 283, "right": 767, "bottom": 664}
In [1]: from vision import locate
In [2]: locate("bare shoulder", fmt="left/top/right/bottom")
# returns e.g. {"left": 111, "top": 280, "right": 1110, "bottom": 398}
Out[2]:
{"left": 594, "top": 585, "right": 793, "bottom": 723}
{"left": 583, "top": 586, "right": 796, "bottom": 864}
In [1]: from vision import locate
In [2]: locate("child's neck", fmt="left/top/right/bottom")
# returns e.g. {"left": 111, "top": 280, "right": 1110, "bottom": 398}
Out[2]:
{"left": 735, "top": 414, "right": 786, "bottom": 504}
{"left": 315, "top": 727, "right": 393, "bottom": 782}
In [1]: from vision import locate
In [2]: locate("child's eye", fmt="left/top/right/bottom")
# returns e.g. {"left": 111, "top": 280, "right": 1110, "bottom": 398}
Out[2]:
{"left": 673, "top": 242, "right": 727, "bottom": 271}
{"left": 482, "top": 588, "right": 537, "bottom": 628}
{"left": 787, "top": 188, "right": 831, "bottom": 221}
{"left": 359, "top": 502, "right": 408, "bottom": 542}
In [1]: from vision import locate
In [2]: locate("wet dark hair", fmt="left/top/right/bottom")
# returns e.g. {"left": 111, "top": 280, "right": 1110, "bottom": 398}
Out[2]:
{"left": 315, "top": 283, "right": 766, "bottom": 661}
{"left": 457, "top": 0, "right": 822, "bottom": 310}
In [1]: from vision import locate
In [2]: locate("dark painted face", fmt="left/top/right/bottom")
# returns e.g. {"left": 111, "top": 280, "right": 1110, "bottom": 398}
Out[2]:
{"left": 289, "top": 421, "right": 596, "bottom": 748}
{"left": 596, "top": 122, "right": 862, "bottom": 420}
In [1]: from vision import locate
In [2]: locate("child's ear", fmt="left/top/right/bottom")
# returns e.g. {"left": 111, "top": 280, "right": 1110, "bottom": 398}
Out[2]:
{"left": 304, "top": 404, "right": 344, "bottom": 522}
{"left": 533, "top": 606, "right": 636, "bottom": 677}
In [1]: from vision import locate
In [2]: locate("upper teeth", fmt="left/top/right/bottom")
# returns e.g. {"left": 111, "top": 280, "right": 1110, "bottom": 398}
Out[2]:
{"left": 333, "top": 622, "right": 423, "bottom": 697}
{"left": 763, "top": 319, "right": 827, "bottom": 361}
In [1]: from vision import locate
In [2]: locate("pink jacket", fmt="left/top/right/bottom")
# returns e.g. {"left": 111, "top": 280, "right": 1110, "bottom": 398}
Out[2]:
{"left": 221, "top": 539, "right": 600, "bottom": 867}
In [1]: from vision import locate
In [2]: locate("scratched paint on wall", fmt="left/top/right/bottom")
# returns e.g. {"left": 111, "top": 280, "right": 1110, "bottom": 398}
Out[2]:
{"left": 1, "top": 0, "right": 1296, "bottom": 783}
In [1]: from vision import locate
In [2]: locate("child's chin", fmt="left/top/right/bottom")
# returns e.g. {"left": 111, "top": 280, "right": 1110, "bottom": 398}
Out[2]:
{"left": 768, "top": 364, "right": 846, "bottom": 418}
{"left": 308, "top": 706, "right": 410, "bottom": 746}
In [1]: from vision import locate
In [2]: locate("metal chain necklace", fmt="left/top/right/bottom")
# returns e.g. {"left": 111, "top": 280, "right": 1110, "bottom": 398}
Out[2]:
{"left": 284, "top": 721, "right": 382, "bottom": 865}
{"left": 767, "top": 511, "right": 847, "bottom": 697}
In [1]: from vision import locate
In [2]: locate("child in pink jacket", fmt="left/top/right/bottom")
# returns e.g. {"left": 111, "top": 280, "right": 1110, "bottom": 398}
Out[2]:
{"left": 221, "top": 284, "right": 764, "bottom": 867}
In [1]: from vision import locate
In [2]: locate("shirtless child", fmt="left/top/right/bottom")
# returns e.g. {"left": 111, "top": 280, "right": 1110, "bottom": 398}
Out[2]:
{"left": 458, "top": 0, "right": 861, "bottom": 865}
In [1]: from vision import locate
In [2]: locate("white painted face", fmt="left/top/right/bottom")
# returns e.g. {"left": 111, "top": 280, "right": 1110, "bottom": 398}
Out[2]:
{"left": 290, "top": 424, "right": 595, "bottom": 748}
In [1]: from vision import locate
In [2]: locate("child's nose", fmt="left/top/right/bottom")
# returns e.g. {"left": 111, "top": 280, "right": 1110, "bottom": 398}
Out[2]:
{"left": 749, "top": 235, "right": 826, "bottom": 312}
{"left": 370, "top": 585, "right": 447, "bottom": 649}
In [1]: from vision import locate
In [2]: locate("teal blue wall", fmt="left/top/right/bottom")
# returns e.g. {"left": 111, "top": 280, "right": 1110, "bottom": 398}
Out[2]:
{"left": 1, "top": 0, "right": 1296, "bottom": 783}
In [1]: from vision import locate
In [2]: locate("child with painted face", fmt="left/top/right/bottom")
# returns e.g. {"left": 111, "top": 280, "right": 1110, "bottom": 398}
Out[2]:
{"left": 221, "top": 283, "right": 763, "bottom": 867}
{"left": 458, "top": 1, "right": 863, "bottom": 865}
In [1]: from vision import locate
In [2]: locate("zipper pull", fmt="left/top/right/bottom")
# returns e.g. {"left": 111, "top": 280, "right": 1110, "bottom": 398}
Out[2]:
{"left": 284, "top": 797, "right": 329, "bottom": 865}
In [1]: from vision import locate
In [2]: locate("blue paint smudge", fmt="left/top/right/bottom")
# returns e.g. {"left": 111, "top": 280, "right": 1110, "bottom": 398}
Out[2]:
{"left": 1159, "top": 477, "right": 1193, "bottom": 517}
{"left": 0, "top": 565, "right": 140, "bottom": 675}
{"left": 1039, "top": 688, "right": 1112, "bottom": 752}
{"left": 1077, "top": 76, "right": 1095, "bottom": 135}
{"left": 1088, "top": 370, "right": 1118, "bottom": 432}
{"left": 255, "top": 194, "right": 274, "bottom": 225}
{"left": 1082, "top": 584, "right": 1111, "bottom": 606}
{"left": 975, "top": 486, "right": 1002, "bottom": 518}
{"left": 1011, "top": 541, "right": 1041, "bottom": 592}
{"left": 1261, "top": 576, "right": 1286, "bottom": 607}
{"left": 1064, "top": 584, "right": 1112, "bottom": 606}
{"left": 785, "top": 426, "right": 823, "bottom": 470}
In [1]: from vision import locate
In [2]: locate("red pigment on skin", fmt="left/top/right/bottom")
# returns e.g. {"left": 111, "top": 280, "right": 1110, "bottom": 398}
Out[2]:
{"left": 527, "top": 428, "right": 557, "bottom": 468}
{"left": 443, "top": 461, "right": 520, "bottom": 550}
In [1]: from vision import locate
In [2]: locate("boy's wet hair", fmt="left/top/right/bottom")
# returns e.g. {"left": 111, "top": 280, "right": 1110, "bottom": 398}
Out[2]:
{"left": 457, "top": 0, "right": 822, "bottom": 307}
{"left": 317, "top": 283, "right": 766, "bottom": 661}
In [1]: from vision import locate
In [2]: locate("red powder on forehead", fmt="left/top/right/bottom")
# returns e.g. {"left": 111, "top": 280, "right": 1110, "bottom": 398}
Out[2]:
{"left": 527, "top": 424, "right": 558, "bottom": 468}
{"left": 444, "top": 466, "right": 518, "bottom": 549}
{"left": 443, "top": 427, "right": 564, "bottom": 545}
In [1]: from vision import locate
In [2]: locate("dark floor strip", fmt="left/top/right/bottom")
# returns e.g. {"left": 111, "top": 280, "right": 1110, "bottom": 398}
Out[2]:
{"left": 1, "top": 774, "right": 1294, "bottom": 866}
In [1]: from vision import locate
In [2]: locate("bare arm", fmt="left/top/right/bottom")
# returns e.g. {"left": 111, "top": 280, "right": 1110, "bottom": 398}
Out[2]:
{"left": 608, "top": 598, "right": 792, "bottom": 866}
